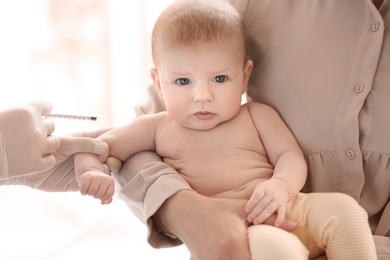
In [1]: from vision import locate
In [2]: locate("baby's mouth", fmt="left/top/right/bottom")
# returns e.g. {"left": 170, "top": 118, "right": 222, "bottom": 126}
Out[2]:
{"left": 195, "top": 111, "right": 215, "bottom": 120}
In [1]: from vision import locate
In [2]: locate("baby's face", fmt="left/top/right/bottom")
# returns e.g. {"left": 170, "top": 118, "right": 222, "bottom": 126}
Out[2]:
{"left": 152, "top": 43, "right": 252, "bottom": 131}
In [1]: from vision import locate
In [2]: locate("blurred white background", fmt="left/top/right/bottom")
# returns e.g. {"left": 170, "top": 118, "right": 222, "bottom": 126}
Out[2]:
{"left": 0, "top": 0, "right": 191, "bottom": 259}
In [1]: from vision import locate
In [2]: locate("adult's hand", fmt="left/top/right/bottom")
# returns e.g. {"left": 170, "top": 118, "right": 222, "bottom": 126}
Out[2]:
{"left": 153, "top": 190, "right": 252, "bottom": 260}
{"left": 0, "top": 100, "right": 60, "bottom": 179}
{"left": 0, "top": 105, "right": 121, "bottom": 191}
{"left": 153, "top": 190, "right": 298, "bottom": 260}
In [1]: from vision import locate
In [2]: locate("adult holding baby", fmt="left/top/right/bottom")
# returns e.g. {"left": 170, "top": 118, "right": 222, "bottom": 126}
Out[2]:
{"left": 116, "top": 0, "right": 390, "bottom": 259}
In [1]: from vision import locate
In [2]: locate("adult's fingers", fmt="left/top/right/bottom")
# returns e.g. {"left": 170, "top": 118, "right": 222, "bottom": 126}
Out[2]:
{"left": 44, "top": 135, "right": 61, "bottom": 154}
{"left": 40, "top": 135, "right": 60, "bottom": 171}
{"left": 26, "top": 100, "right": 53, "bottom": 117}
{"left": 59, "top": 136, "right": 108, "bottom": 156}
{"left": 42, "top": 116, "right": 56, "bottom": 136}
{"left": 262, "top": 214, "right": 298, "bottom": 232}
{"left": 67, "top": 128, "right": 114, "bottom": 139}
{"left": 39, "top": 153, "right": 57, "bottom": 172}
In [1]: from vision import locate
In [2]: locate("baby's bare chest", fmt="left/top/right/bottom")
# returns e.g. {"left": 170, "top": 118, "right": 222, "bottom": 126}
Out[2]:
{"left": 157, "top": 112, "right": 265, "bottom": 162}
{"left": 155, "top": 111, "right": 273, "bottom": 196}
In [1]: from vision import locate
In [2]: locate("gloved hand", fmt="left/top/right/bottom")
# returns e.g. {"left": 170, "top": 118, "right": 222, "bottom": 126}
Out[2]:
{"left": 0, "top": 131, "right": 122, "bottom": 192}
{"left": 0, "top": 100, "right": 122, "bottom": 192}
{"left": 0, "top": 100, "right": 60, "bottom": 179}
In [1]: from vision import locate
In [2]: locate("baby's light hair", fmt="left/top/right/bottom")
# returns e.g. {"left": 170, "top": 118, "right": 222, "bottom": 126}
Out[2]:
{"left": 151, "top": 0, "right": 247, "bottom": 66}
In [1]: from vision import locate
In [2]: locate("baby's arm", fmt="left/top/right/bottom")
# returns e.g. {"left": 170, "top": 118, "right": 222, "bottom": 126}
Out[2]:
{"left": 244, "top": 102, "right": 307, "bottom": 226}
{"left": 74, "top": 113, "right": 162, "bottom": 204}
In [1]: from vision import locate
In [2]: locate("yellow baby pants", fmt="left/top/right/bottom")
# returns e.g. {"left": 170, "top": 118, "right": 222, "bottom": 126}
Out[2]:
{"left": 247, "top": 193, "right": 377, "bottom": 260}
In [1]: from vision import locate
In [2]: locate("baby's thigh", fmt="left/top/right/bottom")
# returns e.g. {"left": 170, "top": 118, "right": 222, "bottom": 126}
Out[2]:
{"left": 289, "top": 192, "right": 371, "bottom": 259}
{"left": 247, "top": 224, "right": 309, "bottom": 260}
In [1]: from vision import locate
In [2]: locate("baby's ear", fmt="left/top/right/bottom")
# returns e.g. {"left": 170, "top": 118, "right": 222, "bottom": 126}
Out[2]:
{"left": 150, "top": 68, "right": 164, "bottom": 99}
{"left": 242, "top": 59, "right": 253, "bottom": 94}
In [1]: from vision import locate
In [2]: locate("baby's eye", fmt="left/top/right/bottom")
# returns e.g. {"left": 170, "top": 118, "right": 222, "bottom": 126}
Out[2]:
{"left": 213, "top": 75, "right": 228, "bottom": 83}
{"left": 176, "top": 78, "right": 191, "bottom": 85}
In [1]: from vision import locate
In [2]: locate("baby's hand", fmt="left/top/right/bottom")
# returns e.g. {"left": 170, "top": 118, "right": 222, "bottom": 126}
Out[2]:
{"left": 245, "top": 178, "right": 289, "bottom": 227}
{"left": 78, "top": 171, "right": 115, "bottom": 204}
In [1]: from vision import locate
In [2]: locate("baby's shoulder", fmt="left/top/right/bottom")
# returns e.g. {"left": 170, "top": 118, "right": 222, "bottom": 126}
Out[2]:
{"left": 243, "top": 102, "right": 282, "bottom": 123}
{"left": 138, "top": 111, "right": 169, "bottom": 120}
{"left": 132, "top": 111, "right": 171, "bottom": 127}
{"left": 243, "top": 101, "right": 276, "bottom": 114}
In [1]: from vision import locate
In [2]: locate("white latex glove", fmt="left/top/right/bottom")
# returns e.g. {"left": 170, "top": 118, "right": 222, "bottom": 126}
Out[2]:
{"left": 0, "top": 100, "right": 60, "bottom": 179}
{"left": 0, "top": 125, "right": 122, "bottom": 192}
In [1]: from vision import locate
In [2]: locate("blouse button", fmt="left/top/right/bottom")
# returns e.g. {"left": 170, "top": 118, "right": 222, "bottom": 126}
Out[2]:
{"left": 371, "top": 22, "right": 380, "bottom": 31}
{"left": 355, "top": 84, "right": 365, "bottom": 93}
{"left": 346, "top": 149, "right": 356, "bottom": 159}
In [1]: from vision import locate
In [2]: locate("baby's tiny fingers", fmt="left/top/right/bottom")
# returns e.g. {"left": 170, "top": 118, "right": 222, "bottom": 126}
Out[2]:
{"left": 252, "top": 202, "right": 280, "bottom": 225}
{"left": 101, "top": 198, "right": 113, "bottom": 205}
{"left": 274, "top": 206, "right": 287, "bottom": 227}
{"left": 79, "top": 180, "right": 91, "bottom": 195}
{"left": 245, "top": 188, "right": 265, "bottom": 212}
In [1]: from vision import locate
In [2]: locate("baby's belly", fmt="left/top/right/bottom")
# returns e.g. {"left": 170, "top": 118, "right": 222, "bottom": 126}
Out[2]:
{"left": 178, "top": 164, "right": 274, "bottom": 200}
{"left": 209, "top": 177, "right": 271, "bottom": 200}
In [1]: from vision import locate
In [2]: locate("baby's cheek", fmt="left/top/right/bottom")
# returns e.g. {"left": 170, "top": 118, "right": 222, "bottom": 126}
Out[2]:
{"left": 166, "top": 101, "right": 189, "bottom": 120}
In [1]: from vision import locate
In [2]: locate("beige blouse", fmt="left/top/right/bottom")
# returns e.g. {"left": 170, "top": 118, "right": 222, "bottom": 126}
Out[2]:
{"left": 118, "top": 0, "right": 390, "bottom": 252}
{"left": 233, "top": 0, "right": 390, "bottom": 224}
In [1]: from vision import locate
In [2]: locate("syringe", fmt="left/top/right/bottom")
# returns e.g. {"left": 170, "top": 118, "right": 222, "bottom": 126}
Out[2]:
{"left": 49, "top": 113, "right": 107, "bottom": 121}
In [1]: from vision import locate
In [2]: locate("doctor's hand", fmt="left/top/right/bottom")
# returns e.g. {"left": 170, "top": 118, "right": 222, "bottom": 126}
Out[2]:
{"left": 0, "top": 100, "right": 121, "bottom": 191}
{"left": 0, "top": 100, "right": 60, "bottom": 179}
{"left": 4, "top": 130, "right": 122, "bottom": 192}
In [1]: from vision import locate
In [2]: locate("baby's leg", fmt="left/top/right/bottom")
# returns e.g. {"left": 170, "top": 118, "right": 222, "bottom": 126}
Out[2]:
{"left": 247, "top": 224, "right": 309, "bottom": 260}
{"left": 302, "top": 193, "right": 377, "bottom": 259}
